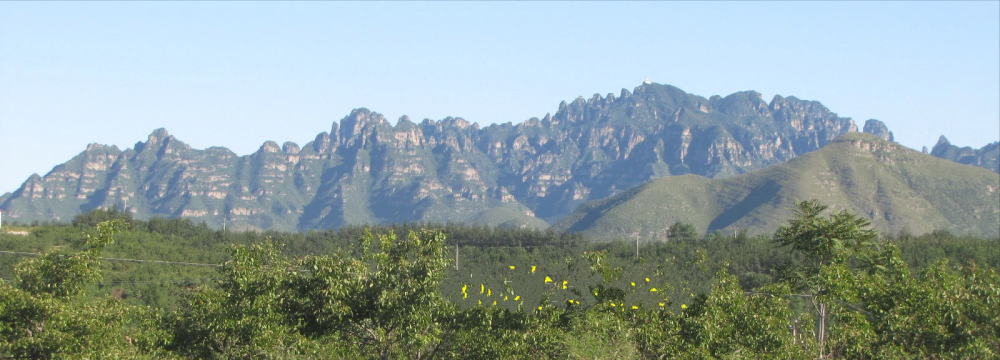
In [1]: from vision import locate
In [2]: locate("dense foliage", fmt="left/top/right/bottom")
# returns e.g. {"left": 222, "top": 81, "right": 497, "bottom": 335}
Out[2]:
{"left": 1, "top": 202, "right": 998, "bottom": 358}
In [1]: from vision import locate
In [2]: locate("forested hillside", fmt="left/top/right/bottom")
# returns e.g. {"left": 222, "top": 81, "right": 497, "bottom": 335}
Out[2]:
{"left": 1, "top": 206, "right": 997, "bottom": 358}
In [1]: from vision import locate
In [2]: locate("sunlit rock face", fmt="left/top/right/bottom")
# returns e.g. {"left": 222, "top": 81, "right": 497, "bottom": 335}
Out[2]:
{"left": 2, "top": 83, "right": 869, "bottom": 230}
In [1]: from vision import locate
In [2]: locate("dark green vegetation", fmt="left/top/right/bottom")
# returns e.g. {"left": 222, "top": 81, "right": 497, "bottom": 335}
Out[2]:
{"left": 2, "top": 203, "right": 998, "bottom": 359}
{"left": 2, "top": 82, "right": 874, "bottom": 230}
{"left": 558, "top": 133, "right": 1000, "bottom": 239}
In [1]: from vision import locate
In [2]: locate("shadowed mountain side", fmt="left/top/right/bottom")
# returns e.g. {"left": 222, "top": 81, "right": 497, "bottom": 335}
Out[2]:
{"left": 556, "top": 133, "right": 1000, "bottom": 239}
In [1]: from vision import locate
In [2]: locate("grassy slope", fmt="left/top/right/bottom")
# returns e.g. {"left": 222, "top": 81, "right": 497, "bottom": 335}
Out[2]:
{"left": 556, "top": 133, "right": 1000, "bottom": 239}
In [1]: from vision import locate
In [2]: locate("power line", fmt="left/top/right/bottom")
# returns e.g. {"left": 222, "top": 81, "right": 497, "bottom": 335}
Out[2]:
{"left": 0, "top": 250, "right": 222, "bottom": 267}
{"left": 0, "top": 277, "right": 216, "bottom": 286}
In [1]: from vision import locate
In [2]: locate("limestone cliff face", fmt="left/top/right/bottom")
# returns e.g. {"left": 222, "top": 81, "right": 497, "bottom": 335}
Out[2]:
{"left": 931, "top": 136, "right": 1000, "bottom": 174}
{"left": 1, "top": 83, "right": 868, "bottom": 230}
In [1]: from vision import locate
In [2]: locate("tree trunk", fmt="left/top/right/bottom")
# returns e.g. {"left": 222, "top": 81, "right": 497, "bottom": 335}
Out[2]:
{"left": 818, "top": 302, "right": 826, "bottom": 359}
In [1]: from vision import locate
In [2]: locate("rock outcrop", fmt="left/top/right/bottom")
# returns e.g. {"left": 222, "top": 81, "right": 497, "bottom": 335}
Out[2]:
{"left": 863, "top": 119, "right": 894, "bottom": 142}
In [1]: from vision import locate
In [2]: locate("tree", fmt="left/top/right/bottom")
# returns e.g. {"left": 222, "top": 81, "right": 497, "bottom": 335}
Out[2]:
{"left": 669, "top": 221, "right": 698, "bottom": 240}
{"left": 168, "top": 239, "right": 302, "bottom": 359}
{"left": 286, "top": 229, "right": 453, "bottom": 359}
{"left": 772, "top": 200, "right": 878, "bottom": 359}
{"left": 0, "top": 219, "right": 164, "bottom": 359}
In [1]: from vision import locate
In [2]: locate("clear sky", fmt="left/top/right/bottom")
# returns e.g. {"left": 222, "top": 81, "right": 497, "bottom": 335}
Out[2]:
{"left": 2, "top": 1, "right": 998, "bottom": 194}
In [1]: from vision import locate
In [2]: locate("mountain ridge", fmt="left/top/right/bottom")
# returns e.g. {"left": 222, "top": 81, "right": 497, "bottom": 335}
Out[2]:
{"left": 930, "top": 136, "right": 999, "bottom": 174}
{"left": 555, "top": 132, "right": 1000, "bottom": 238}
{"left": 1, "top": 82, "right": 993, "bottom": 233}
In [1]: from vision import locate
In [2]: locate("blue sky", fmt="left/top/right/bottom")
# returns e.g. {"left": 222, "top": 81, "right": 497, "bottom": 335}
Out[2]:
{"left": 2, "top": 1, "right": 998, "bottom": 194}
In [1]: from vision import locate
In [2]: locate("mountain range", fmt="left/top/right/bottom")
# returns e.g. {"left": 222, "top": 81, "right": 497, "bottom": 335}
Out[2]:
{"left": 557, "top": 132, "right": 1000, "bottom": 238}
{"left": 1, "top": 82, "right": 997, "bottom": 236}
{"left": 929, "top": 136, "right": 999, "bottom": 174}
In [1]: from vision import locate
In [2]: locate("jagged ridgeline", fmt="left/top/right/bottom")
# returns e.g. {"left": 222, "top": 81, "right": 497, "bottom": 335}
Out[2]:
{"left": 930, "top": 136, "right": 999, "bottom": 173}
{"left": 0, "top": 83, "right": 963, "bottom": 232}
{"left": 557, "top": 133, "right": 1000, "bottom": 238}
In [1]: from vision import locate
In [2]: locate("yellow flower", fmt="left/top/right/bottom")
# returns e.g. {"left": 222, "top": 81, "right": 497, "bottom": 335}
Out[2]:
{"left": 531, "top": 266, "right": 536, "bottom": 273}
{"left": 493, "top": 300, "right": 497, "bottom": 306}
{"left": 632, "top": 305, "right": 639, "bottom": 310}
{"left": 658, "top": 303, "right": 665, "bottom": 307}
{"left": 537, "top": 306, "right": 543, "bottom": 311}
{"left": 481, "top": 284, "right": 485, "bottom": 294}
{"left": 478, "top": 300, "right": 482, "bottom": 305}
{"left": 509, "top": 265, "right": 515, "bottom": 270}
{"left": 650, "top": 288, "right": 658, "bottom": 292}
{"left": 610, "top": 303, "right": 616, "bottom": 307}
{"left": 562, "top": 280, "right": 568, "bottom": 290}
{"left": 544, "top": 276, "right": 553, "bottom": 283}
{"left": 504, "top": 295, "right": 508, "bottom": 301}
{"left": 462, "top": 284, "right": 468, "bottom": 299}
{"left": 645, "top": 277, "right": 650, "bottom": 282}
{"left": 631, "top": 282, "right": 636, "bottom": 287}
{"left": 515, "top": 296, "right": 520, "bottom": 301}
{"left": 487, "top": 289, "right": 492, "bottom": 297}
{"left": 681, "top": 304, "right": 687, "bottom": 309}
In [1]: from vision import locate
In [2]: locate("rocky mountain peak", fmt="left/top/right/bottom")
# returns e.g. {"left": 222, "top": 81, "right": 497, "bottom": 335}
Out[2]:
{"left": 863, "top": 119, "right": 895, "bottom": 142}
{"left": 282, "top": 142, "right": 300, "bottom": 154}
{"left": 147, "top": 128, "right": 170, "bottom": 143}
{"left": 259, "top": 141, "right": 282, "bottom": 153}
{"left": 310, "top": 132, "right": 333, "bottom": 153}
{"left": 85, "top": 143, "right": 118, "bottom": 152}
{"left": 935, "top": 135, "right": 950, "bottom": 148}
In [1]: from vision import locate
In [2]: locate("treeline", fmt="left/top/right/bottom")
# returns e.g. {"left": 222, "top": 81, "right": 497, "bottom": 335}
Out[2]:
{"left": 1, "top": 203, "right": 998, "bottom": 358}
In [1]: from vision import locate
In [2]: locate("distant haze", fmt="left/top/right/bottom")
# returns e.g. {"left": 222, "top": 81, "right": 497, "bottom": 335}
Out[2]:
{"left": 2, "top": 2, "right": 998, "bottom": 194}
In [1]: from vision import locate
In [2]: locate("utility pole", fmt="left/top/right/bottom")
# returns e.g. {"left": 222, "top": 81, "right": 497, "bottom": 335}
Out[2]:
{"left": 223, "top": 214, "right": 228, "bottom": 232}
{"left": 455, "top": 243, "right": 459, "bottom": 270}
{"left": 635, "top": 234, "right": 639, "bottom": 260}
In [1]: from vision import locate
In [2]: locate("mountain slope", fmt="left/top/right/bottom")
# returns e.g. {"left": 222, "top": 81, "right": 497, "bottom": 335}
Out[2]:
{"left": 556, "top": 133, "right": 1000, "bottom": 239}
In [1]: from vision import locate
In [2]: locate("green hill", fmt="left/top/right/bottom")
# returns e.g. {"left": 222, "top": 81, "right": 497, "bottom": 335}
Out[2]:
{"left": 556, "top": 133, "right": 1000, "bottom": 239}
